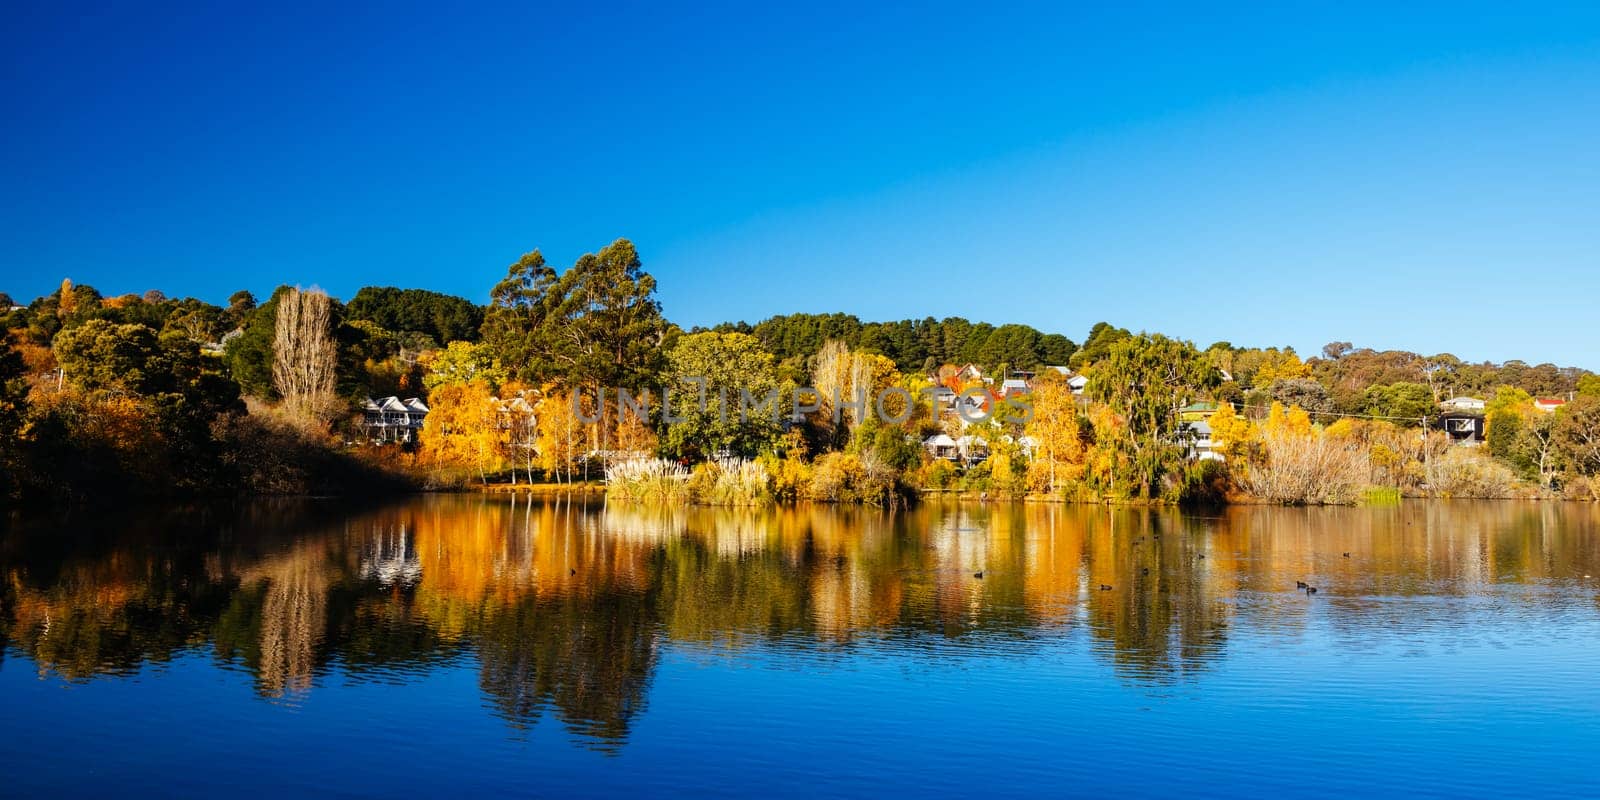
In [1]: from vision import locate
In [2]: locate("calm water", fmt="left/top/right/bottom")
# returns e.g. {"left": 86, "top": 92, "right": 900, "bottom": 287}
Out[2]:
{"left": 2, "top": 497, "right": 1598, "bottom": 798}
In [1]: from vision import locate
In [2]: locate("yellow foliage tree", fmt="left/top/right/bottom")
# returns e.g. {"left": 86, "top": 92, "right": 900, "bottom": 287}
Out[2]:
{"left": 1207, "top": 402, "right": 1257, "bottom": 462}
{"left": 422, "top": 379, "right": 503, "bottom": 482}
{"left": 1024, "top": 373, "right": 1085, "bottom": 493}
{"left": 1250, "top": 349, "right": 1311, "bottom": 388}
{"left": 1263, "top": 402, "right": 1313, "bottom": 439}
{"left": 537, "top": 386, "right": 586, "bottom": 483}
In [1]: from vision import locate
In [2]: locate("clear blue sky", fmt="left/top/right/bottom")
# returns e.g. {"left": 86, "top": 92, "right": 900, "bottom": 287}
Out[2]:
{"left": 2, "top": 2, "right": 1597, "bottom": 366}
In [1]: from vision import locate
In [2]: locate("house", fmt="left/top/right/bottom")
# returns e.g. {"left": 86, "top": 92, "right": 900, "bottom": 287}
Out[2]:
{"left": 1534, "top": 398, "right": 1567, "bottom": 413}
{"left": 956, "top": 363, "right": 986, "bottom": 384}
{"left": 361, "top": 396, "right": 429, "bottom": 443}
{"left": 955, "top": 435, "right": 989, "bottom": 465}
{"left": 999, "top": 378, "right": 1031, "bottom": 398}
{"left": 927, "top": 385, "right": 957, "bottom": 411}
{"left": 1435, "top": 412, "right": 1485, "bottom": 445}
{"left": 923, "top": 433, "right": 960, "bottom": 461}
{"left": 1043, "top": 365, "right": 1071, "bottom": 377}
{"left": 1067, "top": 374, "right": 1089, "bottom": 396}
{"left": 1441, "top": 396, "right": 1487, "bottom": 412}
{"left": 1178, "top": 401, "right": 1220, "bottom": 423}
{"left": 1181, "top": 420, "right": 1223, "bottom": 461}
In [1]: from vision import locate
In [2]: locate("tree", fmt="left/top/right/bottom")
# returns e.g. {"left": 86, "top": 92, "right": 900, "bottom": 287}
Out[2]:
{"left": 53, "top": 319, "right": 162, "bottom": 392}
{"left": 1576, "top": 374, "right": 1600, "bottom": 398}
{"left": 1321, "top": 341, "right": 1353, "bottom": 360}
{"left": 1363, "top": 382, "right": 1434, "bottom": 422}
{"left": 661, "top": 332, "right": 783, "bottom": 460}
{"left": 1023, "top": 372, "right": 1085, "bottom": 492}
{"left": 226, "top": 290, "right": 257, "bottom": 327}
{"left": 346, "top": 286, "right": 483, "bottom": 345}
{"left": 480, "top": 240, "right": 668, "bottom": 392}
{"left": 1088, "top": 333, "right": 1213, "bottom": 497}
{"left": 1207, "top": 401, "right": 1257, "bottom": 462}
{"left": 1069, "top": 322, "right": 1130, "bottom": 369}
{"left": 0, "top": 337, "right": 27, "bottom": 499}
{"left": 1554, "top": 396, "right": 1600, "bottom": 476}
{"left": 224, "top": 286, "right": 287, "bottom": 397}
{"left": 272, "top": 287, "right": 339, "bottom": 428}
{"left": 422, "top": 341, "right": 506, "bottom": 391}
{"left": 162, "top": 299, "right": 228, "bottom": 344}
{"left": 537, "top": 386, "right": 586, "bottom": 483}
{"left": 1265, "top": 378, "right": 1334, "bottom": 415}
{"left": 422, "top": 379, "right": 502, "bottom": 482}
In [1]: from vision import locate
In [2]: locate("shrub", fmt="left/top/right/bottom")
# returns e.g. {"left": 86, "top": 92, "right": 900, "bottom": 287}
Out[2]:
{"left": 1233, "top": 429, "right": 1368, "bottom": 504}
{"left": 1428, "top": 448, "right": 1520, "bottom": 498}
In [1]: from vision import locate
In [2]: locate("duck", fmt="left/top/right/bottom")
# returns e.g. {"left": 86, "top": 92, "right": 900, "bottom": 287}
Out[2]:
{"left": 1197, "top": 554, "right": 1206, "bottom": 560}
{"left": 1305, "top": 586, "right": 1318, "bottom": 595}
{"left": 973, "top": 571, "right": 985, "bottom": 579}
{"left": 1099, "top": 584, "right": 1113, "bottom": 591}
{"left": 1141, "top": 567, "right": 1150, "bottom": 576}
{"left": 569, "top": 568, "right": 576, "bottom": 576}
{"left": 1295, "top": 580, "right": 1308, "bottom": 589}
{"left": 1342, "top": 552, "right": 1351, "bottom": 558}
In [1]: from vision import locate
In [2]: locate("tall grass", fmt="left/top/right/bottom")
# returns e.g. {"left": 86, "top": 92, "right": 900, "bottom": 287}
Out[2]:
{"left": 604, "top": 458, "right": 690, "bottom": 503}
{"left": 1427, "top": 448, "right": 1519, "bottom": 498}
{"left": 707, "top": 457, "right": 773, "bottom": 506}
{"left": 1234, "top": 431, "right": 1368, "bottom": 505}
{"left": 605, "top": 456, "right": 772, "bottom": 505}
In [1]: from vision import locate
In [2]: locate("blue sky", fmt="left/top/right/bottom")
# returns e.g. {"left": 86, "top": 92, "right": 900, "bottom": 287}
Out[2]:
{"left": 2, "top": 2, "right": 1597, "bottom": 366}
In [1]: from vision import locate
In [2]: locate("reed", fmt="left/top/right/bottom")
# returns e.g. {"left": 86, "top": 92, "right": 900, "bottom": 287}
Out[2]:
{"left": 604, "top": 457, "right": 690, "bottom": 503}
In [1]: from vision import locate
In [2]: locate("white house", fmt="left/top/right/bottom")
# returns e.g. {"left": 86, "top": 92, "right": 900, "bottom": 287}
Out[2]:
{"left": 1441, "top": 396, "right": 1486, "bottom": 412}
{"left": 923, "top": 433, "right": 960, "bottom": 461}
{"left": 361, "top": 396, "right": 429, "bottom": 443}
{"left": 955, "top": 435, "right": 989, "bottom": 464}
{"left": 1067, "top": 374, "right": 1089, "bottom": 395}
{"left": 1534, "top": 397, "right": 1567, "bottom": 413}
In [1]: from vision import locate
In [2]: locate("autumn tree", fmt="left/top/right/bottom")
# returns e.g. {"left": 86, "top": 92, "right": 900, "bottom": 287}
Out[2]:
{"left": 537, "top": 386, "right": 586, "bottom": 483}
{"left": 1023, "top": 372, "right": 1085, "bottom": 493}
{"left": 272, "top": 287, "right": 340, "bottom": 429}
{"left": 421, "top": 341, "right": 506, "bottom": 391}
{"left": 421, "top": 379, "right": 502, "bottom": 482}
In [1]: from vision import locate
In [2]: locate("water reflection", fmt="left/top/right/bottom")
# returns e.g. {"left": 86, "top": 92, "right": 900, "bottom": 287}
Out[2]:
{"left": 2, "top": 497, "right": 1599, "bottom": 748}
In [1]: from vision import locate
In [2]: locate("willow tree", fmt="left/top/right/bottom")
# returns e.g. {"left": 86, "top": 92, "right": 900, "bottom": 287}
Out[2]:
{"left": 1087, "top": 333, "right": 1214, "bottom": 498}
{"left": 272, "top": 287, "right": 338, "bottom": 429}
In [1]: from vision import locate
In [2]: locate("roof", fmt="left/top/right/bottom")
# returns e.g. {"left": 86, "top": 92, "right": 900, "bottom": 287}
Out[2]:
{"left": 1001, "top": 378, "right": 1029, "bottom": 392}
{"left": 403, "top": 398, "right": 429, "bottom": 413}
{"left": 923, "top": 434, "right": 957, "bottom": 447}
{"left": 1443, "top": 396, "right": 1485, "bottom": 404}
{"left": 1045, "top": 365, "right": 1071, "bottom": 375}
{"left": 378, "top": 396, "right": 409, "bottom": 412}
{"left": 1067, "top": 374, "right": 1089, "bottom": 386}
{"left": 1180, "top": 401, "right": 1219, "bottom": 413}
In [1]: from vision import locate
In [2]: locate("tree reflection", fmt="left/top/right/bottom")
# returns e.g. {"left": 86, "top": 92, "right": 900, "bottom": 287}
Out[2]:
{"left": 3, "top": 496, "right": 1600, "bottom": 747}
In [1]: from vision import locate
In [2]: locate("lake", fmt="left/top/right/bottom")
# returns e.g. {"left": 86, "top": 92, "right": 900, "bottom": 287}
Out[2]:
{"left": 2, "top": 496, "right": 1598, "bottom": 798}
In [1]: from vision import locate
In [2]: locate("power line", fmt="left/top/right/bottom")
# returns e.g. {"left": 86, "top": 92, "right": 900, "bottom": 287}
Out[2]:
{"left": 1230, "top": 402, "right": 1439, "bottom": 424}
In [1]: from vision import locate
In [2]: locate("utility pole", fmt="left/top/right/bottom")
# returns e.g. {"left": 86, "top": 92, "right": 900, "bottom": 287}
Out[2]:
{"left": 1421, "top": 414, "right": 1430, "bottom": 483}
